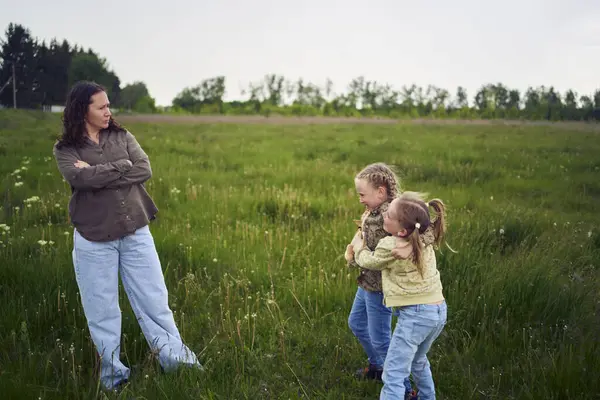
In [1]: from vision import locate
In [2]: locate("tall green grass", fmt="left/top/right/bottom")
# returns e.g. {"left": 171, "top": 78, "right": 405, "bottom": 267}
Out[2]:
{"left": 1, "top": 110, "right": 598, "bottom": 399}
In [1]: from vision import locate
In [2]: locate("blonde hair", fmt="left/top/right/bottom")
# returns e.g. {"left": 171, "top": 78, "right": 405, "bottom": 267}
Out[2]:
{"left": 390, "top": 191, "right": 447, "bottom": 276}
{"left": 355, "top": 162, "right": 401, "bottom": 201}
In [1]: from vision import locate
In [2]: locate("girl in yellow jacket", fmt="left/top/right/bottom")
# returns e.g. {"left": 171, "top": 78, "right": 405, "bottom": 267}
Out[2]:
{"left": 346, "top": 191, "right": 448, "bottom": 400}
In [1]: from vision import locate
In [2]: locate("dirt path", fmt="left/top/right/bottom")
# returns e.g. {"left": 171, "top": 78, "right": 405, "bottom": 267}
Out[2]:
{"left": 117, "top": 114, "right": 600, "bottom": 131}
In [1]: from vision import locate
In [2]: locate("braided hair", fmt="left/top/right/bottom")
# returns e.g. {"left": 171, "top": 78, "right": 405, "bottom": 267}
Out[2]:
{"left": 355, "top": 162, "right": 401, "bottom": 201}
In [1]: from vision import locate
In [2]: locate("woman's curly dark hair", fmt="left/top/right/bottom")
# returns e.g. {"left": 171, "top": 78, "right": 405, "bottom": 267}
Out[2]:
{"left": 56, "top": 81, "right": 125, "bottom": 149}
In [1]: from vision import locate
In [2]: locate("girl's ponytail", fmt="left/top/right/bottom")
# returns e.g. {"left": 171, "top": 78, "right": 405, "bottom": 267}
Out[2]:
{"left": 408, "top": 222, "right": 425, "bottom": 277}
{"left": 428, "top": 199, "right": 446, "bottom": 248}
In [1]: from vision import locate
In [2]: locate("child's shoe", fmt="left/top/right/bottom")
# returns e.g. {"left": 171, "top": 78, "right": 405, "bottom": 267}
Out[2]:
{"left": 405, "top": 390, "right": 418, "bottom": 400}
{"left": 355, "top": 364, "right": 383, "bottom": 381}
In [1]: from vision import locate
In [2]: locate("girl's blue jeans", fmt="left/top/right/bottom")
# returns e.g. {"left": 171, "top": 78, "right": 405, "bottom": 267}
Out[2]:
{"left": 380, "top": 301, "right": 448, "bottom": 400}
{"left": 348, "top": 287, "right": 412, "bottom": 393}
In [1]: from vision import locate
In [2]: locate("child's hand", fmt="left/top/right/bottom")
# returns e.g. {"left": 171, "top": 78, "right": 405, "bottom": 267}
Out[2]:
{"left": 350, "top": 230, "right": 363, "bottom": 250}
{"left": 391, "top": 238, "right": 412, "bottom": 260}
{"left": 344, "top": 244, "right": 355, "bottom": 262}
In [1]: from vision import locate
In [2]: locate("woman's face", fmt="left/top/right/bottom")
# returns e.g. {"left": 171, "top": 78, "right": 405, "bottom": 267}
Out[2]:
{"left": 85, "top": 91, "right": 112, "bottom": 132}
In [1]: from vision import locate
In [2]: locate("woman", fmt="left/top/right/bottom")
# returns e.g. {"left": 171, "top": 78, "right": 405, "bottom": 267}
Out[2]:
{"left": 53, "top": 81, "right": 201, "bottom": 390}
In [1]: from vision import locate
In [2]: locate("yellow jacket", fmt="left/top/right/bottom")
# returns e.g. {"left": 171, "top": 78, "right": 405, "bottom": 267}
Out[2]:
{"left": 354, "top": 236, "right": 444, "bottom": 307}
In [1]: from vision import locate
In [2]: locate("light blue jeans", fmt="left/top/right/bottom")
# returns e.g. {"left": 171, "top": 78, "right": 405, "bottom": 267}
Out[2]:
{"left": 380, "top": 301, "right": 448, "bottom": 400}
{"left": 73, "top": 225, "right": 200, "bottom": 389}
{"left": 348, "top": 287, "right": 412, "bottom": 393}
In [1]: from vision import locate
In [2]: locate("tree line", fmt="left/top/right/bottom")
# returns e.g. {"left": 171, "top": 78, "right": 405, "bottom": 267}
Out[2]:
{"left": 0, "top": 24, "right": 155, "bottom": 113}
{"left": 1, "top": 23, "right": 599, "bottom": 121}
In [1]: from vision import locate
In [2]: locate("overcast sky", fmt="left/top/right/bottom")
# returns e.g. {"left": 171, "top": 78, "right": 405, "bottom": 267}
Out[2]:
{"left": 1, "top": 0, "right": 599, "bottom": 106}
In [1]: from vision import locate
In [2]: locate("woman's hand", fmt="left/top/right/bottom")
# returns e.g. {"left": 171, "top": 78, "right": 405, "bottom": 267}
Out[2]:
{"left": 74, "top": 160, "right": 90, "bottom": 169}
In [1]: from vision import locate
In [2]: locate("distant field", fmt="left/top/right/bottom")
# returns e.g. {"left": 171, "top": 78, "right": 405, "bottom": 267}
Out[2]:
{"left": 0, "top": 110, "right": 599, "bottom": 399}
{"left": 117, "top": 113, "right": 600, "bottom": 130}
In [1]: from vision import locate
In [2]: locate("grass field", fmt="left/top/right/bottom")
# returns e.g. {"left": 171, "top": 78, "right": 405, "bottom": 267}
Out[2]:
{"left": 1, "top": 110, "right": 599, "bottom": 399}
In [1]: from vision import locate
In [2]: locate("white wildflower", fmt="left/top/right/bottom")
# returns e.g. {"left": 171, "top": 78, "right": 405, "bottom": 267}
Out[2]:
{"left": 38, "top": 240, "right": 48, "bottom": 246}
{"left": 14, "top": 182, "right": 23, "bottom": 187}
{"left": 499, "top": 228, "right": 505, "bottom": 235}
